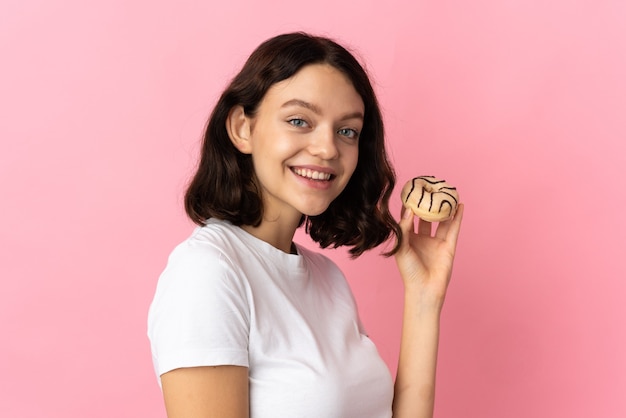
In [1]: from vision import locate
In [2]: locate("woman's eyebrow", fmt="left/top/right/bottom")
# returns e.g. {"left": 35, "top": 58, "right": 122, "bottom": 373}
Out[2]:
{"left": 281, "top": 99, "right": 322, "bottom": 114}
{"left": 281, "top": 98, "right": 364, "bottom": 120}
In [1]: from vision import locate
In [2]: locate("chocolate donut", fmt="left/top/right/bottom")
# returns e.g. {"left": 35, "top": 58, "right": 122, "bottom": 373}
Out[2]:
{"left": 401, "top": 176, "right": 459, "bottom": 222}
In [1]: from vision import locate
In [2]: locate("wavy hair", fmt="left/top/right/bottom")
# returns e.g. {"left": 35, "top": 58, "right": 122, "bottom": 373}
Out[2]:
{"left": 184, "top": 32, "right": 401, "bottom": 257}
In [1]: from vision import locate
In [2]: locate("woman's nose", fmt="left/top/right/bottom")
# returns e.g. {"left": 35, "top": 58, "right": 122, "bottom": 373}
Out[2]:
{"left": 308, "top": 128, "right": 339, "bottom": 160}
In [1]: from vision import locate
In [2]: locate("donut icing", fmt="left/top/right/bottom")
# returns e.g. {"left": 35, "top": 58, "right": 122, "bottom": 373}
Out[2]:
{"left": 401, "top": 176, "right": 459, "bottom": 222}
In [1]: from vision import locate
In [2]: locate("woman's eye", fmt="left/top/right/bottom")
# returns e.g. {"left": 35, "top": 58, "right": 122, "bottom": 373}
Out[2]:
{"left": 288, "top": 118, "right": 308, "bottom": 128}
{"left": 338, "top": 128, "right": 359, "bottom": 139}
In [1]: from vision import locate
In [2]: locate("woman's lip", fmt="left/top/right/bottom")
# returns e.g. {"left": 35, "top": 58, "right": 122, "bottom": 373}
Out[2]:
{"left": 290, "top": 167, "right": 335, "bottom": 190}
{"left": 290, "top": 165, "right": 336, "bottom": 175}
{"left": 291, "top": 167, "right": 334, "bottom": 181}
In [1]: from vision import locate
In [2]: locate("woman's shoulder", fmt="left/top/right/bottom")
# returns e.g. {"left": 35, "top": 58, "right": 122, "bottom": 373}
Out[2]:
{"left": 164, "top": 218, "right": 245, "bottom": 271}
{"left": 178, "top": 217, "right": 246, "bottom": 250}
{"left": 296, "top": 244, "right": 332, "bottom": 265}
{"left": 185, "top": 218, "right": 240, "bottom": 245}
{"left": 296, "top": 245, "right": 346, "bottom": 279}
{"left": 153, "top": 219, "right": 254, "bottom": 301}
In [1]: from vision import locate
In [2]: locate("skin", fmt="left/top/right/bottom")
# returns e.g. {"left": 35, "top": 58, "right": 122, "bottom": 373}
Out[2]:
{"left": 228, "top": 63, "right": 362, "bottom": 253}
{"left": 392, "top": 204, "right": 464, "bottom": 417}
{"left": 161, "top": 63, "right": 464, "bottom": 418}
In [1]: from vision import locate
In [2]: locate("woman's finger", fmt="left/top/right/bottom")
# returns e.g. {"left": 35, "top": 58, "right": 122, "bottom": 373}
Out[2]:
{"left": 397, "top": 206, "right": 415, "bottom": 248}
{"left": 417, "top": 217, "right": 432, "bottom": 236}
{"left": 435, "top": 203, "right": 464, "bottom": 244}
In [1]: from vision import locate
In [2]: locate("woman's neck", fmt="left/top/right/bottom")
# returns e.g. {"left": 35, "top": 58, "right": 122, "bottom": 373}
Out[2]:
{"left": 241, "top": 215, "right": 301, "bottom": 254}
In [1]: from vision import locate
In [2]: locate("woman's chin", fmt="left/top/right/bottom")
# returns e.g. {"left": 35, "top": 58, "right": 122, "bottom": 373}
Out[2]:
{"left": 300, "top": 205, "right": 330, "bottom": 218}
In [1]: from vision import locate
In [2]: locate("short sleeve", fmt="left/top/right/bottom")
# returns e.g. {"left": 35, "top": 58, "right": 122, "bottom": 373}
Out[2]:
{"left": 147, "top": 241, "right": 250, "bottom": 380}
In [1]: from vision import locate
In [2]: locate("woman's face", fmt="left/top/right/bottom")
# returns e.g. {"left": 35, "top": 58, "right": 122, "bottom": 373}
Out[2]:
{"left": 241, "top": 63, "right": 363, "bottom": 221}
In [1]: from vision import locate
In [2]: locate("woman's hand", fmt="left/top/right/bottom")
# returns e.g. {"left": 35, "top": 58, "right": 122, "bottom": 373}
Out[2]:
{"left": 392, "top": 204, "right": 464, "bottom": 417}
{"left": 394, "top": 203, "right": 464, "bottom": 310}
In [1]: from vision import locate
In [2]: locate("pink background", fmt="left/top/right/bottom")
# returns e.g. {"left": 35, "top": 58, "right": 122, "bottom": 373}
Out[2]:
{"left": 2, "top": 0, "right": 625, "bottom": 416}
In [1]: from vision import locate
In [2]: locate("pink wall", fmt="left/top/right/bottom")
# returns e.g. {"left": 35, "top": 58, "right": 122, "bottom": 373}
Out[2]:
{"left": 2, "top": 1, "right": 625, "bottom": 416}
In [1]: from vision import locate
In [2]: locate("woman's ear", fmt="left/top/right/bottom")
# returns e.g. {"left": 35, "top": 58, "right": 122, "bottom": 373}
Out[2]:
{"left": 226, "top": 105, "right": 253, "bottom": 154}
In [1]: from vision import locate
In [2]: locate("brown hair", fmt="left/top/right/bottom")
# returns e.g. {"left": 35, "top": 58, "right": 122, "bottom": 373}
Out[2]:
{"left": 184, "top": 32, "right": 401, "bottom": 257}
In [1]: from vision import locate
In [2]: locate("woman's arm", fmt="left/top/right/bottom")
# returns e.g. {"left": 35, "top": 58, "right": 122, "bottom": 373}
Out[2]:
{"left": 392, "top": 204, "right": 464, "bottom": 418}
{"left": 161, "top": 365, "right": 249, "bottom": 418}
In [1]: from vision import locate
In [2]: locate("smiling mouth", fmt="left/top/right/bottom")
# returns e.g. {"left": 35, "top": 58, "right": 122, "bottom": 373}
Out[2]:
{"left": 292, "top": 167, "right": 334, "bottom": 181}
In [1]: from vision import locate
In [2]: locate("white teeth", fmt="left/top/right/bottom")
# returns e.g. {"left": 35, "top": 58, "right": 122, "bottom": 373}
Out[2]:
{"left": 293, "top": 168, "right": 331, "bottom": 181}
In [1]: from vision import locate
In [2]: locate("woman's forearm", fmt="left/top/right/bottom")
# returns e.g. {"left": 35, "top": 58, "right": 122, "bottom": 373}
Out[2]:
{"left": 392, "top": 288, "right": 443, "bottom": 418}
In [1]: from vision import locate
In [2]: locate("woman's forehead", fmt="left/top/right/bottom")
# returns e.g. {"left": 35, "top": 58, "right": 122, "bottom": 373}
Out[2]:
{"left": 259, "top": 64, "right": 364, "bottom": 115}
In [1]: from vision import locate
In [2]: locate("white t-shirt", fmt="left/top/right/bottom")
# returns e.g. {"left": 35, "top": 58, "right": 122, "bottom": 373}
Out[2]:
{"left": 148, "top": 219, "right": 394, "bottom": 417}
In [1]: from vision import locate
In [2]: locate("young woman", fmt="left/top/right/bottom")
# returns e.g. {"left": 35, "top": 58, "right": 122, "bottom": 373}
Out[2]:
{"left": 148, "top": 32, "right": 464, "bottom": 418}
